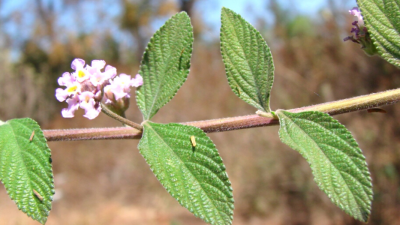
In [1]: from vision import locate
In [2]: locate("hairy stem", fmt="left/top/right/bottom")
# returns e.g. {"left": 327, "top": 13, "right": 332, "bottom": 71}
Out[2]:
{"left": 44, "top": 88, "right": 400, "bottom": 141}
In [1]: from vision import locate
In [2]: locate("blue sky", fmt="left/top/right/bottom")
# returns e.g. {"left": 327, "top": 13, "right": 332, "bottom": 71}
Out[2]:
{"left": 0, "top": 0, "right": 355, "bottom": 34}
{"left": 197, "top": 0, "right": 354, "bottom": 25}
{"left": 192, "top": 0, "right": 355, "bottom": 41}
{"left": 194, "top": 0, "right": 332, "bottom": 39}
{"left": 200, "top": 0, "right": 327, "bottom": 25}
{"left": 0, "top": 0, "right": 356, "bottom": 57}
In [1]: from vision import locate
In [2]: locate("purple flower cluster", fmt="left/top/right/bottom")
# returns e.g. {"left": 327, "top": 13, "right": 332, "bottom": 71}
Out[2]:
{"left": 343, "top": 7, "right": 366, "bottom": 43}
{"left": 56, "top": 58, "right": 143, "bottom": 119}
{"left": 343, "top": 7, "right": 377, "bottom": 55}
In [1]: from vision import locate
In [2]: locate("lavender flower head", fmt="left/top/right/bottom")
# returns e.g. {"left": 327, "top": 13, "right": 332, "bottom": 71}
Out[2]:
{"left": 344, "top": 7, "right": 377, "bottom": 55}
{"left": 55, "top": 58, "right": 143, "bottom": 119}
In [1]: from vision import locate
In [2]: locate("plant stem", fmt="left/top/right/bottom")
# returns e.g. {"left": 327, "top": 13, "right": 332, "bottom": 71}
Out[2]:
{"left": 100, "top": 103, "right": 143, "bottom": 130}
{"left": 43, "top": 88, "right": 400, "bottom": 141}
{"left": 257, "top": 88, "right": 400, "bottom": 117}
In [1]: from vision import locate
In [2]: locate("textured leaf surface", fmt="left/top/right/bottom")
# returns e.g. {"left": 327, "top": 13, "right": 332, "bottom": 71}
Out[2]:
{"left": 357, "top": 0, "right": 400, "bottom": 67}
{"left": 0, "top": 118, "right": 54, "bottom": 224}
{"left": 138, "top": 122, "right": 234, "bottom": 224}
{"left": 220, "top": 7, "right": 274, "bottom": 112}
{"left": 277, "top": 110, "right": 372, "bottom": 222}
{"left": 136, "top": 12, "right": 193, "bottom": 120}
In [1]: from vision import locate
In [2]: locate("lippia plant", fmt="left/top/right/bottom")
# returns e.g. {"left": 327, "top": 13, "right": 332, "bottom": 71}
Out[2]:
{"left": 1, "top": 0, "right": 400, "bottom": 224}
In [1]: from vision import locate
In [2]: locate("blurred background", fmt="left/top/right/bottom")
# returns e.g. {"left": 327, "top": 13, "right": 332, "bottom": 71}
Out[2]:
{"left": 0, "top": 0, "right": 400, "bottom": 224}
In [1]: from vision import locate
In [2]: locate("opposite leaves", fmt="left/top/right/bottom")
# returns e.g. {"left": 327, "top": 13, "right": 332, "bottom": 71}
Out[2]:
{"left": 0, "top": 118, "right": 54, "bottom": 224}
{"left": 138, "top": 122, "right": 234, "bottom": 225}
{"left": 220, "top": 7, "right": 274, "bottom": 112}
{"left": 357, "top": 0, "right": 400, "bottom": 67}
{"left": 136, "top": 12, "right": 194, "bottom": 120}
{"left": 276, "top": 110, "right": 372, "bottom": 222}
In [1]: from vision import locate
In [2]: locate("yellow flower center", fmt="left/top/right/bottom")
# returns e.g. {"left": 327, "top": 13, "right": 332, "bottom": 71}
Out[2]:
{"left": 78, "top": 70, "right": 86, "bottom": 78}
{"left": 67, "top": 85, "right": 77, "bottom": 93}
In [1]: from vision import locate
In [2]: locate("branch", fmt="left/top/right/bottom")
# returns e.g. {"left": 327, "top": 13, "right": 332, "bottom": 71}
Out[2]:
{"left": 43, "top": 88, "right": 400, "bottom": 141}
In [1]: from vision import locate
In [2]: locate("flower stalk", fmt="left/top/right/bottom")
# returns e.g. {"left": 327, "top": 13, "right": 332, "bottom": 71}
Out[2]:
{"left": 100, "top": 103, "right": 143, "bottom": 130}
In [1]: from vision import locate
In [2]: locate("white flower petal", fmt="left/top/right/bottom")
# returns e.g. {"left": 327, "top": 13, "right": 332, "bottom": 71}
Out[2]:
{"left": 71, "top": 58, "right": 85, "bottom": 70}
{"left": 91, "top": 60, "right": 106, "bottom": 70}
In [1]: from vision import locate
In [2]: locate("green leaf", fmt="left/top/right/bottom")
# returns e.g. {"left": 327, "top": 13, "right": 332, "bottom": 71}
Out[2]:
{"left": 276, "top": 110, "right": 372, "bottom": 222}
{"left": 136, "top": 12, "right": 194, "bottom": 120}
{"left": 220, "top": 7, "right": 274, "bottom": 112}
{"left": 0, "top": 118, "right": 54, "bottom": 224}
{"left": 357, "top": 0, "right": 400, "bottom": 67}
{"left": 138, "top": 122, "right": 234, "bottom": 225}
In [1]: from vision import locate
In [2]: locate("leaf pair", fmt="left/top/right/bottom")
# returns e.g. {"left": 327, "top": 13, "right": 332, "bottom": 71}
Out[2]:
{"left": 135, "top": 12, "right": 234, "bottom": 225}
{"left": 220, "top": 7, "right": 372, "bottom": 222}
